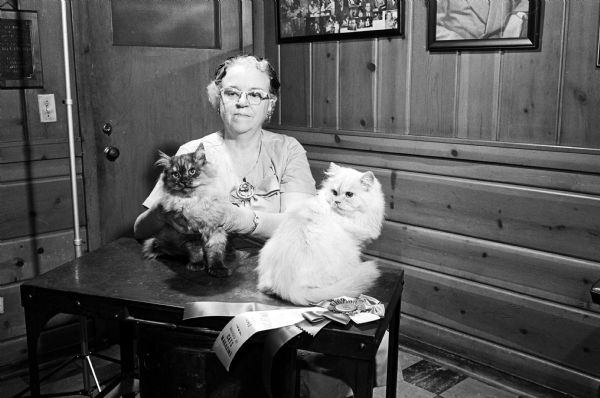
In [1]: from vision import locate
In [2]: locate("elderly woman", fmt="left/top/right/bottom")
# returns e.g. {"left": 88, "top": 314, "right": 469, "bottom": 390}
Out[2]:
{"left": 134, "top": 54, "right": 386, "bottom": 398}
{"left": 134, "top": 55, "right": 316, "bottom": 241}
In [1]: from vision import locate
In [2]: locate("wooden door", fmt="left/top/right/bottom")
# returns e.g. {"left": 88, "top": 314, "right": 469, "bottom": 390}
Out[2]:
{"left": 71, "top": 0, "right": 253, "bottom": 247}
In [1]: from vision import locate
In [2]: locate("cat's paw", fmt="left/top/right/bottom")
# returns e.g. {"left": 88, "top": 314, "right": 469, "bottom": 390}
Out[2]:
{"left": 186, "top": 261, "right": 206, "bottom": 272}
{"left": 141, "top": 238, "right": 159, "bottom": 260}
{"left": 207, "top": 261, "right": 232, "bottom": 278}
{"left": 257, "top": 279, "right": 274, "bottom": 294}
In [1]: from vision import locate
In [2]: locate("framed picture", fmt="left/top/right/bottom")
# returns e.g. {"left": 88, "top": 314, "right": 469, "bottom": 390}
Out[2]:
{"left": 427, "top": 0, "right": 542, "bottom": 52}
{"left": 0, "top": 9, "right": 43, "bottom": 89}
{"left": 277, "top": 0, "right": 404, "bottom": 44}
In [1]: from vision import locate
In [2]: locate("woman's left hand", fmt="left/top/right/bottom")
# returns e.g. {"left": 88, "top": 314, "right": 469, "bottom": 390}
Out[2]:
{"left": 220, "top": 203, "right": 256, "bottom": 234}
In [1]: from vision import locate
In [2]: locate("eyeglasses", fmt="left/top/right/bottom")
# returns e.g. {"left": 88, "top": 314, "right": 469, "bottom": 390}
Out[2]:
{"left": 220, "top": 87, "right": 271, "bottom": 105}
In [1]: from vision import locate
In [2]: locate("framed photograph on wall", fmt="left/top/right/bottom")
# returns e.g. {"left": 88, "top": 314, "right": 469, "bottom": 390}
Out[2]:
{"left": 277, "top": 0, "right": 404, "bottom": 44}
{"left": 427, "top": 0, "right": 542, "bottom": 52}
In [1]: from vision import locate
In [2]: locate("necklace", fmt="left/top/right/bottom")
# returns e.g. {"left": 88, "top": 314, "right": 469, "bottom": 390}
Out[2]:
{"left": 236, "top": 177, "right": 255, "bottom": 200}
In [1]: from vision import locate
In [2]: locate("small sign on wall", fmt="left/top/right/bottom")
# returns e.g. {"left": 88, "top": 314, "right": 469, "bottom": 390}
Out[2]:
{"left": 0, "top": 9, "right": 43, "bottom": 89}
{"left": 111, "top": 0, "right": 221, "bottom": 49}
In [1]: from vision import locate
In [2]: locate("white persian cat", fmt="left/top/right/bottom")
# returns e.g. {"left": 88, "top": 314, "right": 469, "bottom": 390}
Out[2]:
{"left": 256, "top": 162, "right": 385, "bottom": 305}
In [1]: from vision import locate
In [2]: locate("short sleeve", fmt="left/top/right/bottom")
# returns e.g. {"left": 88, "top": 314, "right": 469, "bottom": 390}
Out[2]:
{"left": 279, "top": 138, "right": 317, "bottom": 195}
{"left": 142, "top": 177, "right": 164, "bottom": 209}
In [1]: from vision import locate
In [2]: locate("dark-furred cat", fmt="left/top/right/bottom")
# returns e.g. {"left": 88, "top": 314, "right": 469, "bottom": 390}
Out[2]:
{"left": 142, "top": 143, "right": 232, "bottom": 277}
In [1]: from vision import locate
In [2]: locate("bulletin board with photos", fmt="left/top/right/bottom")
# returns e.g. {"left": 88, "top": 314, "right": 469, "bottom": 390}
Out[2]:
{"left": 277, "top": 0, "right": 404, "bottom": 44}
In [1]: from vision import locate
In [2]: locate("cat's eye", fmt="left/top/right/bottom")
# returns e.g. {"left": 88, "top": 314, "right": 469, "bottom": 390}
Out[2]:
{"left": 171, "top": 171, "right": 180, "bottom": 178}
{"left": 345, "top": 192, "right": 354, "bottom": 198}
{"left": 188, "top": 168, "right": 196, "bottom": 175}
{"left": 332, "top": 189, "right": 338, "bottom": 196}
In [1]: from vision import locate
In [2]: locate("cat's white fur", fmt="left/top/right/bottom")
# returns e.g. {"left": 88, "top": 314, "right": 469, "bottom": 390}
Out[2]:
{"left": 257, "top": 162, "right": 385, "bottom": 305}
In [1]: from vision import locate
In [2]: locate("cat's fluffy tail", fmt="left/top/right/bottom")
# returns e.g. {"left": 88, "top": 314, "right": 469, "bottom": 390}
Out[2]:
{"left": 287, "top": 260, "right": 381, "bottom": 306}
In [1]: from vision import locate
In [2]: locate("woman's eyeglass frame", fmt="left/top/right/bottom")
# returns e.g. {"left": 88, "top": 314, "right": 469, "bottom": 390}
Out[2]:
{"left": 219, "top": 86, "right": 272, "bottom": 105}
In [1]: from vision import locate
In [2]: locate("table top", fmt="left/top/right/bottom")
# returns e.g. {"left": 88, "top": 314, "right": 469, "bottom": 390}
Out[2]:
{"left": 22, "top": 237, "right": 403, "bottom": 352}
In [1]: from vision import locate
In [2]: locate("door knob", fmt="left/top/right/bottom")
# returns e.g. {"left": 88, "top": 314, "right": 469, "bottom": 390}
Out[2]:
{"left": 104, "top": 146, "right": 120, "bottom": 161}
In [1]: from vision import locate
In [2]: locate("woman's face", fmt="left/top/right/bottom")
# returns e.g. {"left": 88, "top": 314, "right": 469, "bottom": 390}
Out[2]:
{"left": 219, "top": 63, "right": 273, "bottom": 137}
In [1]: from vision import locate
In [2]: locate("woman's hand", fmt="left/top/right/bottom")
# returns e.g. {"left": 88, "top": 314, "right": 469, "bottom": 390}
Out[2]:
{"left": 220, "top": 203, "right": 256, "bottom": 234}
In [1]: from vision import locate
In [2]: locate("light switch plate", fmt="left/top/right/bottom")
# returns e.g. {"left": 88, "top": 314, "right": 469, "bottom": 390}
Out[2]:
{"left": 38, "top": 94, "right": 57, "bottom": 123}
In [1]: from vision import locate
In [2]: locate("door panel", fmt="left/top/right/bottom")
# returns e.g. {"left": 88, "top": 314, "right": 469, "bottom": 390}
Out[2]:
{"left": 72, "top": 0, "right": 249, "bottom": 245}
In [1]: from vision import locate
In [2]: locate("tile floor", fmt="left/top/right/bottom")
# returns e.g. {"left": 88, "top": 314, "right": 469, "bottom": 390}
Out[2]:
{"left": 0, "top": 345, "right": 563, "bottom": 398}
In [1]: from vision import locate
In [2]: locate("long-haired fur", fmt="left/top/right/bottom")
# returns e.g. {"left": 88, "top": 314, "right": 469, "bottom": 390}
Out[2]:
{"left": 256, "top": 163, "right": 385, "bottom": 304}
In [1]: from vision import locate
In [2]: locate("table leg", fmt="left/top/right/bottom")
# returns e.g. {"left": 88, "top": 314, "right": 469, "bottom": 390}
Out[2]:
{"left": 24, "top": 307, "right": 42, "bottom": 397}
{"left": 386, "top": 301, "right": 400, "bottom": 398}
{"left": 346, "top": 360, "right": 375, "bottom": 398}
{"left": 119, "top": 321, "right": 137, "bottom": 398}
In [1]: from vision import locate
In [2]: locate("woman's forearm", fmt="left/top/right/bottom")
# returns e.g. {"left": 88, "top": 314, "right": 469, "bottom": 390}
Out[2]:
{"left": 133, "top": 207, "right": 165, "bottom": 240}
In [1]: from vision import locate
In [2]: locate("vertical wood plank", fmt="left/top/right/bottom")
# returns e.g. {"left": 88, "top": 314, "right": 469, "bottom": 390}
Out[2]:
{"left": 279, "top": 44, "right": 310, "bottom": 127}
{"left": 409, "top": 0, "right": 455, "bottom": 137}
{"left": 312, "top": 42, "right": 338, "bottom": 129}
{"left": 457, "top": 53, "right": 498, "bottom": 140}
{"left": 252, "top": 0, "right": 265, "bottom": 57}
{"left": 241, "top": 0, "right": 254, "bottom": 52}
{"left": 260, "top": 0, "right": 280, "bottom": 124}
{"left": 560, "top": 0, "right": 600, "bottom": 149}
{"left": 497, "top": 0, "right": 565, "bottom": 144}
{"left": 377, "top": 35, "right": 409, "bottom": 134}
{"left": 339, "top": 40, "right": 375, "bottom": 131}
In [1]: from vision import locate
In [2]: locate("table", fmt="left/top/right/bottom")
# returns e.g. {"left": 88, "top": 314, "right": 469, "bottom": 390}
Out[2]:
{"left": 21, "top": 237, "right": 404, "bottom": 398}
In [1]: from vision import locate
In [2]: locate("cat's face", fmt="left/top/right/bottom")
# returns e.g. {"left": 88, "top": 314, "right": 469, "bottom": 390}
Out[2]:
{"left": 320, "top": 164, "right": 378, "bottom": 215}
{"left": 157, "top": 144, "right": 208, "bottom": 194}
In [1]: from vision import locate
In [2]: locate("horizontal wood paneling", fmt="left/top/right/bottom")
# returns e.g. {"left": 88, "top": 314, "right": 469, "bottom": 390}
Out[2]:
{"left": 306, "top": 145, "right": 600, "bottom": 196}
{"left": 400, "top": 315, "right": 600, "bottom": 398}
{"left": 1, "top": 158, "right": 83, "bottom": 183}
{"left": 369, "top": 222, "right": 600, "bottom": 310}
{"left": 0, "top": 141, "right": 83, "bottom": 164}
{"left": 0, "top": 229, "right": 87, "bottom": 286}
{"left": 310, "top": 160, "right": 600, "bottom": 262}
{"left": 399, "top": 264, "right": 600, "bottom": 376}
{"left": 276, "top": 128, "right": 600, "bottom": 173}
{"left": 0, "top": 177, "right": 86, "bottom": 239}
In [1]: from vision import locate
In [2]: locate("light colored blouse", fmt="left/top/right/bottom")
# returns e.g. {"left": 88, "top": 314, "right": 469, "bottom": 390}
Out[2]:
{"left": 143, "top": 130, "right": 316, "bottom": 213}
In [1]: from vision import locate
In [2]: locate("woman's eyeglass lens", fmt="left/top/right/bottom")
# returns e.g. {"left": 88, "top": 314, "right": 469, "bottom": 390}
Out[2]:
{"left": 220, "top": 87, "right": 270, "bottom": 105}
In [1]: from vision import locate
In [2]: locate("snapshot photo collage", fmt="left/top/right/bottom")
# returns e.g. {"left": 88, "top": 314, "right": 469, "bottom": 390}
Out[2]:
{"left": 279, "top": 0, "right": 400, "bottom": 39}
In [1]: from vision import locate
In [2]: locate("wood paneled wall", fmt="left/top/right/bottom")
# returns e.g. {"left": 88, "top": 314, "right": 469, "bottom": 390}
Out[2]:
{"left": 0, "top": 0, "right": 86, "bottom": 370}
{"left": 255, "top": 0, "right": 600, "bottom": 396}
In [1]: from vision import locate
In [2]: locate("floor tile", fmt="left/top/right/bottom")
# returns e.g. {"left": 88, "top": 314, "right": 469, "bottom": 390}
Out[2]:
{"left": 398, "top": 349, "right": 423, "bottom": 370}
{"left": 402, "top": 360, "right": 468, "bottom": 395}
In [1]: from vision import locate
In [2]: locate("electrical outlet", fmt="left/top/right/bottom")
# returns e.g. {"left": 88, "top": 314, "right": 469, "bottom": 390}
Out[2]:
{"left": 38, "top": 94, "right": 57, "bottom": 123}
{"left": 0, "top": 296, "right": 4, "bottom": 314}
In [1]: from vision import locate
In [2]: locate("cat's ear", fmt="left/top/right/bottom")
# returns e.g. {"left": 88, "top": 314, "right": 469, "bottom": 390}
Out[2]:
{"left": 154, "top": 150, "right": 171, "bottom": 168}
{"left": 325, "top": 162, "right": 340, "bottom": 176}
{"left": 360, "top": 171, "right": 376, "bottom": 190}
{"left": 194, "top": 143, "right": 206, "bottom": 161}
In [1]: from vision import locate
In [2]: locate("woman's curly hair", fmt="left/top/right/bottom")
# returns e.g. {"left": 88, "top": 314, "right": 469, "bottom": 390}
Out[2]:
{"left": 206, "top": 55, "right": 280, "bottom": 110}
